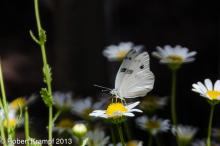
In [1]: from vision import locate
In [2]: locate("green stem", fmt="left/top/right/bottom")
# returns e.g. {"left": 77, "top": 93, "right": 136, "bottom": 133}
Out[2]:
{"left": 33, "top": 0, "right": 53, "bottom": 145}
{"left": 110, "top": 126, "right": 116, "bottom": 146}
{"left": 148, "top": 134, "right": 153, "bottom": 146}
{"left": 52, "top": 110, "right": 62, "bottom": 123}
{"left": 123, "top": 121, "right": 131, "bottom": 140}
{"left": 207, "top": 104, "right": 215, "bottom": 146}
{"left": 117, "top": 124, "right": 125, "bottom": 146}
{"left": 0, "top": 123, "right": 6, "bottom": 146}
{"left": 25, "top": 107, "right": 30, "bottom": 146}
{"left": 155, "top": 136, "right": 161, "bottom": 146}
{"left": 171, "top": 70, "right": 177, "bottom": 126}
{"left": 0, "top": 62, "right": 10, "bottom": 142}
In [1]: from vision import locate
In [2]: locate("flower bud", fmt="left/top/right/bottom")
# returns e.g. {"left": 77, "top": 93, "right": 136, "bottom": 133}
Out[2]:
{"left": 72, "top": 123, "right": 87, "bottom": 137}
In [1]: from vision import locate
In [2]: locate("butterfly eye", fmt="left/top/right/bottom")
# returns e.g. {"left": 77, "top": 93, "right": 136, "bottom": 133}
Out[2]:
{"left": 140, "top": 65, "right": 144, "bottom": 69}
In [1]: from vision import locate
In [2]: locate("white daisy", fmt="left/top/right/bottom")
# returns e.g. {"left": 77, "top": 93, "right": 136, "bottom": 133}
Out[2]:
{"left": 72, "top": 97, "right": 107, "bottom": 120}
{"left": 89, "top": 101, "right": 142, "bottom": 120}
{"left": 53, "top": 91, "right": 74, "bottom": 111}
{"left": 136, "top": 116, "right": 170, "bottom": 136}
{"left": 212, "top": 128, "right": 220, "bottom": 139}
{"left": 0, "top": 108, "right": 23, "bottom": 128}
{"left": 192, "top": 139, "right": 220, "bottom": 146}
{"left": 172, "top": 125, "right": 197, "bottom": 144}
{"left": 192, "top": 79, "right": 220, "bottom": 101}
{"left": 152, "top": 45, "right": 197, "bottom": 64}
{"left": 87, "top": 129, "right": 110, "bottom": 146}
{"left": 103, "top": 42, "right": 142, "bottom": 61}
{"left": 192, "top": 140, "right": 206, "bottom": 146}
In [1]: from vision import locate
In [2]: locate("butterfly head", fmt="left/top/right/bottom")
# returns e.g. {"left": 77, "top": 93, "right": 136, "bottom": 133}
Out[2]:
{"left": 110, "top": 89, "right": 125, "bottom": 100}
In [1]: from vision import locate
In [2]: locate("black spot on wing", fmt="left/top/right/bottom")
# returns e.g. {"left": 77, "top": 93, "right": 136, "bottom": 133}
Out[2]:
{"left": 120, "top": 68, "right": 133, "bottom": 74}
{"left": 140, "top": 65, "right": 144, "bottom": 69}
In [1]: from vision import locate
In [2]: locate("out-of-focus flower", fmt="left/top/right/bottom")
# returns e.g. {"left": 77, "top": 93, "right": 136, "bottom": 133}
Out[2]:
{"left": 109, "top": 140, "right": 143, "bottom": 146}
{"left": 136, "top": 116, "right": 170, "bottom": 136}
{"left": 87, "top": 129, "right": 110, "bottom": 146}
{"left": 172, "top": 125, "right": 197, "bottom": 145}
{"left": 140, "top": 96, "right": 167, "bottom": 113}
{"left": 72, "top": 97, "right": 107, "bottom": 120}
{"left": 9, "top": 97, "right": 26, "bottom": 110}
{"left": 0, "top": 108, "right": 23, "bottom": 128}
{"left": 213, "top": 128, "right": 220, "bottom": 140}
{"left": 127, "top": 140, "right": 143, "bottom": 146}
{"left": 152, "top": 45, "right": 196, "bottom": 64}
{"left": 89, "top": 101, "right": 142, "bottom": 124}
{"left": 192, "top": 79, "right": 220, "bottom": 101}
{"left": 72, "top": 123, "right": 87, "bottom": 138}
{"left": 53, "top": 91, "right": 73, "bottom": 111}
{"left": 192, "top": 139, "right": 220, "bottom": 146}
{"left": 0, "top": 97, "right": 28, "bottom": 128}
{"left": 53, "top": 118, "right": 74, "bottom": 134}
{"left": 103, "top": 42, "right": 143, "bottom": 61}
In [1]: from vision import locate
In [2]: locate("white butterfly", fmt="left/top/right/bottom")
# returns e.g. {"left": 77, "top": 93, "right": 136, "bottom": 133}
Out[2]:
{"left": 109, "top": 46, "right": 155, "bottom": 100}
{"left": 96, "top": 47, "right": 154, "bottom": 100}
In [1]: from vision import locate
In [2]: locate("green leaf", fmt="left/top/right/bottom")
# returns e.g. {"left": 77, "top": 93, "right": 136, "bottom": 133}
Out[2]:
{"left": 29, "top": 30, "right": 40, "bottom": 44}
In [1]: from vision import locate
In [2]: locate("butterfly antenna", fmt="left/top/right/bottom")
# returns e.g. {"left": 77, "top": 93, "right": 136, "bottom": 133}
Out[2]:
{"left": 93, "top": 84, "right": 112, "bottom": 91}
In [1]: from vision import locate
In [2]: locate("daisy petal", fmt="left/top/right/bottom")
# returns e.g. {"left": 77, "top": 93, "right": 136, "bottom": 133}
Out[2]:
{"left": 126, "top": 101, "right": 140, "bottom": 109}
{"left": 204, "top": 79, "right": 213, "bottom": 90}
{"left": 214, "top": 80, "right": 220, "bottom": 91}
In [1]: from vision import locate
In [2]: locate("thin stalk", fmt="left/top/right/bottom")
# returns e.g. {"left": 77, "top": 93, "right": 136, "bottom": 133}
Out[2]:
{"left": 52, "top": 110, "right": 62, "bottom": 123}
{"left": 123, "top": 121, "right": 131, "bottom": 140}
{"left": 0, "top": 124, "right": 6, "bottom": 146}
{"left": 171, "top": 70, "right": 177, "bottom": 126}
{"left": 206, "top": 104, "right": 215, "bottom": 146}
{"left": 33, "top": 0, "right": 53, "bottom": 145}
{"left": 155, "top": 136, "right": 161, "bottom": 146}
{"left": 0, "top": 62, "right": 10, "bottom": 142}
{"left": 25, "top": 107, "right": 30, "bottom": 146}
{"left": 148, "top": 134, "right": 153, "bottom": 146}
{"left": 116, "top": 124, "right": 125, "bottom": 146}
{"left": 110, "top": 126, "right": 116, "bottom": 146}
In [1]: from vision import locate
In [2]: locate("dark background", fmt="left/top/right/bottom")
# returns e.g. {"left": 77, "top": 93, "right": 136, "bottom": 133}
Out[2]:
{"left": 0, "top": 0, "right": 219, "bottom": 142}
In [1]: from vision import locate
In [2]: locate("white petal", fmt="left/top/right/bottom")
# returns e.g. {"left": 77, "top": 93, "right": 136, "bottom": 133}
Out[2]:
{"left": 197, "top": 82, "right": 208, "bottom": 93}
{"left": 129, "top": 109, "right": 143, "bottom": 113}
{"left": 192, "top": 83, "right": 206, "bottom": 94}
{"left": 186, "top": 51, "right": 197, "bottom": 58}
{"left": 204, "top": 79, "right": 213, "bottom": 90}
{"left": 126, "top": 101, "right": 140, "bottom": 109}
{"left": 214, "top": 80, "right": 220, "bottom": 91}
{"left": 123, "top": 112, "right": 135, "bottom": 117}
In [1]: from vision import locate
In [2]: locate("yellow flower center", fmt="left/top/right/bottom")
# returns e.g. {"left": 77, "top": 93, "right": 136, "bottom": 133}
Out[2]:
{"left": 206, "top": 91, "right": 220, "bottom": 99}
{"left": 116, "top": 50, "right": 128, "bottom": 60}
{"left": 3, "top": 119, "right": 16, "bottom": 128}
{"left": 146, "top": 120, "right": 160, "bottom": 129}
{"left": 166, "top": 55, "right": 183, "bottom": 63}
{"left": 56, "top": 119, "right": 74, "bottom": 128}
{"left": 127, "top": 141, "right": 139, "bottom": 146}
{"left": 106, "top": 103, "right": 128, "bottom": 117}
{"left": 10, "top": 97, "right": 26, "bottom": 110}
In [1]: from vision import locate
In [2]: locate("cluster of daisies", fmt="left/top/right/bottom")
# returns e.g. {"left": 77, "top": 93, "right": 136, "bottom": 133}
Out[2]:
{"left": 1, "top": 42, "right": 220, "bottom": 146}
{"left": 98, "top": 42, "right": 220, "bottom": 146}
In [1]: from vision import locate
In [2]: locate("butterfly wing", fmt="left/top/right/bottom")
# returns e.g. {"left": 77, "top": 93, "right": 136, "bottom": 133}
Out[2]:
{"left": 115, "top": 46, "right": 143, "bottom": 89}
{"left": 116, "top": 51, "right": 155, "bottom": 98}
